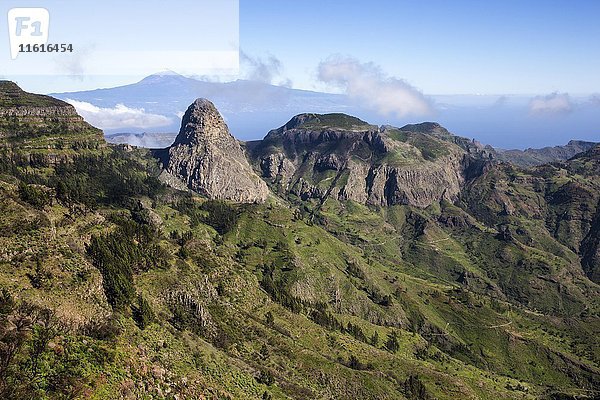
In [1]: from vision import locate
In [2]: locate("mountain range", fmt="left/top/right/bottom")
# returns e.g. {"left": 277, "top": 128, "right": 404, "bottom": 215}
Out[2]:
{"left": 53, "top": 73, "right": 350, "bottom": 140}
{"left": 0, "top": 81, "right": 599, "bottom": 399}
{"left": 494, "top": 140, "right": 598, "bottom": 167}
{"left": 51, "top": 73, "right": 600, "bottom": 149}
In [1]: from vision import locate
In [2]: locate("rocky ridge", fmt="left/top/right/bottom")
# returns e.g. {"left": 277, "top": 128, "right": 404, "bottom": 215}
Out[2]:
{"left": 156, "top": 100, "right": 598, "bottom": 217}
{"left": 495, "top": 140, "right": 598, "bottom": 167}
{"left": 1, "top": 84, "right": 599, "bottom": 399}
{"left": 461, "top": 143, "right": 600, "bottom": 283}
{"left": 248, "top": 115, "right": 487, "bottom": 208}
{"left": 0, "top": 81, "right": 96, "bottom": 137}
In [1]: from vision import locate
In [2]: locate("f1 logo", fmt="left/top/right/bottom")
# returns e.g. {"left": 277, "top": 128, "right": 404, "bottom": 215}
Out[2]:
{"left": 7, "top": 8, "right": 49, "bottom": 60}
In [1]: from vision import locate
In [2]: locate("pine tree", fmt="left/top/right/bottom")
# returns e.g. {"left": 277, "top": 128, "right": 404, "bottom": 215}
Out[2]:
{"left": 370, "top": 331, "right": 379, "bottom": 347}
{"left": 133, "top": 294, "right": 154, "bottom": 330}
{"left": 385, "top": 331, "right": 400, "bottom": 353}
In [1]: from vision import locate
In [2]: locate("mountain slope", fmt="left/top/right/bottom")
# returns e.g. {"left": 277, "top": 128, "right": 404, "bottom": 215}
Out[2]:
{"left": 460, "top": 144, "right": 600, "bottom": 285}
{"left": 0, "top": 84, "right": 598, "bottom": 399}
{"left": 0, "top": 80, "right": 105, "bottom": 167}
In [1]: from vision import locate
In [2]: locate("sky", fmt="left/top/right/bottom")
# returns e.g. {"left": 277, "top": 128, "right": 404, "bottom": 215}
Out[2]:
{"left": 2, "top": 0, "right": 599, "bottom": 95}
{"left": 1, "top": 1, "right": 599, "bottom": 148}
{"left": 0, "top": 0, "right": 238, "bottom": 80}
{"left": 240, "top": 0, "right": 600, "bottom": 95}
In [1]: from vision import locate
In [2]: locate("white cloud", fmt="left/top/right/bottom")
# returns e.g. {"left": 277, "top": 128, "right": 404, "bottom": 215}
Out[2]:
{"left": 529, "top": 92, "right": 573, "bottom": 115}
{"left": 65, "top": 99, "right": 172, "bottom": 130}
{"left": 52, "top": 46, "right": 92, "bottom": 79}
{"left": 317, "top": 56, "right": 432, "bottom": 117}
{"left": 240, "top": 51, "right": 291, "bottom": 86}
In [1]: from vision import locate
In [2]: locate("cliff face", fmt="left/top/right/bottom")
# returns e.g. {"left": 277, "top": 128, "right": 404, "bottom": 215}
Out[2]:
{"left": 248, "top": 115, "right": 479, "bottom": 208}
{"left": 362, "top": 153, "right": 465, "bottom": 207}
{"left": 581, "top": 204, "right": 600, "bottom": 283}
{"left": 0, "top": 81, "right": 105, "bottom": 166}
{"left": 0, "top": 81, "right": 102, "bottom": 138}
{"left": 162, "top": 99, "right": 268, "bottom": 203}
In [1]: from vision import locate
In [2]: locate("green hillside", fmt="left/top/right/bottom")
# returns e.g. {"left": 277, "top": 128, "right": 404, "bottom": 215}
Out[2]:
{"left": 0, "top": 84, "right": 598, "bottom": 399}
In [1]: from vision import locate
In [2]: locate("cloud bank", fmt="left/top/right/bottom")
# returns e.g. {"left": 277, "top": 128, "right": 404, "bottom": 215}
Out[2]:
{"left": 529, "top": 92, "right": 573, "bottom": 115}
{"left": 317, "top": 56, "right": 432, "bottom": 117}
{"left": 65, "top": 99, "right": 172, "bottom": 130}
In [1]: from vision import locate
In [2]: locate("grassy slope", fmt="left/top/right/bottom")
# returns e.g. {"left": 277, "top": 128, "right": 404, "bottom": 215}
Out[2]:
{"left": 2, "top": 159, "right": 598, "bottom": 398}
{"left": 0, "top": 90, "right": 598, "bottom": 398}
{"left": 0, "top": 81, "right": 68, "bottom": 108}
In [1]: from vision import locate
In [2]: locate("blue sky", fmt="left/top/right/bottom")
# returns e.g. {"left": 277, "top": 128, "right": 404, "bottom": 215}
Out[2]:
{"left": 1, "top": 0, "right": 238, "bottom": 81}
{"left": 241, "top": 0, "right": 600, "bottom": 95}
{"left": 3, "top": 0, "right": 599, "bottom": 95}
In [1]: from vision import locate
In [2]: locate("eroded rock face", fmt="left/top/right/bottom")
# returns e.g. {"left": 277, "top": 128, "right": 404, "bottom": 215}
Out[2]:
{"left": 164, "top": 99, "right": 268, "bottom": 203}
{"left": 581, "top": 214, "right": 600, "bottom": 283}
{"left": 363, "top": 153, "right": 465, "bottom": 207}
{"left": 249, "top": 117, "right": 472, "bottom": 208}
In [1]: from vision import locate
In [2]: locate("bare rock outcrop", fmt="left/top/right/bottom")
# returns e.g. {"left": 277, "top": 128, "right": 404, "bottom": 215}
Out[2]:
{"left": 162, "top": 99, "right": 268, "bottom": 203}
{"left": 363, "top": 152, "right": 465, "bottom": 207}
{"left": 249, "top": 115, "right": 475, "bottom": 208}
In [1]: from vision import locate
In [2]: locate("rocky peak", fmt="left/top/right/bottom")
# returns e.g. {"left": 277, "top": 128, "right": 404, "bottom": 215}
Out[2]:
{"left": 1, "top": 80, "right": 71, "bottom": 109}
{"left": 162, "top": 98, "right": 268, "bottom": 203}
{"left": 279, "top": 113, "right": 320, "bottom": 131}
{"left": 172, "top": 98, "right": 228, "bottom": 146}
{"left": 249, "top": 115, "right": 475, "bottom": 208}
{"left": 0, "top": 81, "right": 98, "bottom": 134}
{"left": 258, "top": 113, "right": 380, "bottom": 161}
{"left": 0, "top": 80, "right": 27, "bottom": 100}
{"left": 567, "top": 139, "right": 596, "bottom": 147}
